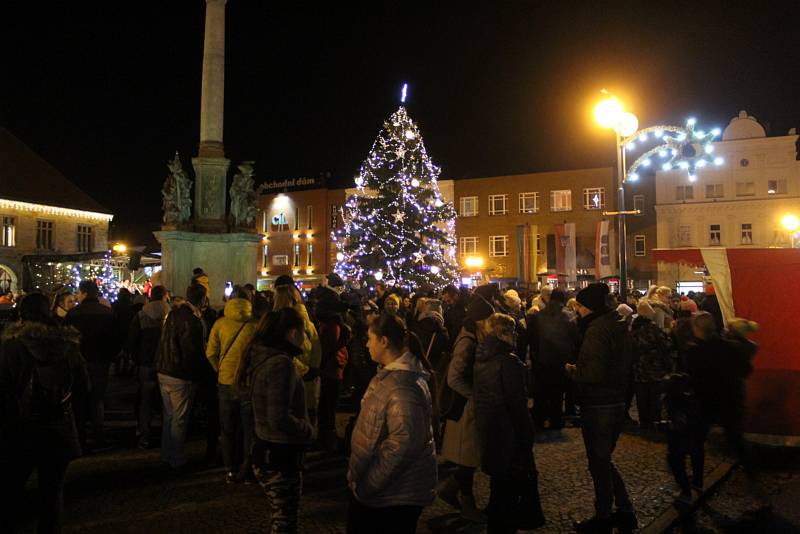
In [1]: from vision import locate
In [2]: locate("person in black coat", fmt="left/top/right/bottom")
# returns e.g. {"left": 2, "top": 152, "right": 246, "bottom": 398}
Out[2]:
{"left": 566, "top": 283, "right": 636, "bottom": 534}
{"left": 1, "top": 293, "right": 89, "bottom": 534}
{"left": 474, "top": 313, "right": 544, "bottom": 533}
{"left": 66, "top": 280, "right": 119, "bottom": 449}
{"left": 154, "top": 283, "right": 210, "bottom": 469}
{"left": 528, "top": 289, "right": 577, "bottom": 430}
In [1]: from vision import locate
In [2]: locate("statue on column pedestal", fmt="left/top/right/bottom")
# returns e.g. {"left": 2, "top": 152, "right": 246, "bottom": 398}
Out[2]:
{"left": 162, "top": 152, "right": 193, "bottom": 226}
{"left": 229, "top": 161, "right": 259, "bottom": 229}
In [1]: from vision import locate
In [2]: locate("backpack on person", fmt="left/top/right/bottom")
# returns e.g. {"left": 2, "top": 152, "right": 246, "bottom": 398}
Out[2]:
{"left": 19, "top": 355, "right": 74, "bottom": 422}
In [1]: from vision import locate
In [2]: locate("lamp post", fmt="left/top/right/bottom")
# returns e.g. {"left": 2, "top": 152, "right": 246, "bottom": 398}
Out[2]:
{"left": 594, "top": 95, "right": 638, "bottom": 301}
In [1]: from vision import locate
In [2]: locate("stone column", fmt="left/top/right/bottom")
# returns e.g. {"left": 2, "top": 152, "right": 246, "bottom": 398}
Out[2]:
{"left": 199, "top": 0, "right": 226, "bottom": 158}
{"left": 193, "top": 0, "right": 229, "bottom": 232}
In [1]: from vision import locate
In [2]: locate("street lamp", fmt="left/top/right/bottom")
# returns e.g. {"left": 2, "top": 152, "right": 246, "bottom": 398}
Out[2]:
{"left": 782, "top": 214, "right": 799, "bottom": 248}
{"left": 594, "top": 92, "right": 722, "bottom": 300}
{"left": 594, "top": 94, "right": 638, "bottom": 300}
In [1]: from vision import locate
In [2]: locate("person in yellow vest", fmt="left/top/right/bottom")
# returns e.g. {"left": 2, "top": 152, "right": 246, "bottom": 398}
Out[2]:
{"left": 206, "top": 286, "right": 258, "bottom": 483}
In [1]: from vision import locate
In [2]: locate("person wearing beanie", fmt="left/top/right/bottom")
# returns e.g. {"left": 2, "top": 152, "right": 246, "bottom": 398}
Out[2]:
{"left": 679, "top": 297, "right": 698, "bottom": 315}
{"left": 566, "top": 283, "right": 637, "bottom": 532}
{"left": 383, "top": 293, "right": 401, "bottom": 316}
{"left": 273, "top": 274, "right": 295, "bottom": 288}
{"left": 503, "top": 289, "right": 522, "bottom": 316}
{"left": 438, "top": 292, "right": 495, "bottom": 522}
{"left": 191, "top": 268, "right": 210, "bottom": 299}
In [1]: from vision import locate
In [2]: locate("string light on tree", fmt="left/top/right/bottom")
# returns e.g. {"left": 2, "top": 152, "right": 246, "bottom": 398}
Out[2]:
{"left": 334, "top": 86, "right": 458, "bottom": 289}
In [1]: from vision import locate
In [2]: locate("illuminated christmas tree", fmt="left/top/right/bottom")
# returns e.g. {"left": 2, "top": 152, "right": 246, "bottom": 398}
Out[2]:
{"left": 334, "top": 102, "right": 458, "bottom": 290}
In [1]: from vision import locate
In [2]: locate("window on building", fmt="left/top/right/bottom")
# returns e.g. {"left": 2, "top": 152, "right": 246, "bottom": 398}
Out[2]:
{"left": 583, "top": 187, "right": 605, "bottom": 210}
{"left": 678, "top": 225, "right": 692, "bottom": 246}
{"left": 518, "top": 192, "right": 539, "bottom": 214}
{"left": 1, "top": 216, "right": 15, "bottom": 247}
{"left": 741, "top": 223, "right": 753, "bottom": 245}
{"left": 261, "top": 211, "right": 268, "bottom": 233}
{"left": 550, "top": 190, "right": 572, "bottom": 211}
{"left": 459, "top": 236, "right": 478, "bottom": 257}
{"left": 537, "top": 234, "right": 543, "bottom": 254}
{"left": 488, "top": 194, "right": 508, "bottom": 215}
{"left": 459, "top": 196, "right": 479, "bottom": 217}
{"left": 633, "top": 195, "right": 645, "bottom": 215}
{"left": 706, "top": 184, "right": 724, "bottom": 199}
{"left": 330, "top": 204, "right": 340, "bottom": 228}
{"left": 294, "top": 207, "right": 300, "bottom": 231}
{"left": 709, "top": 224, "right": 721, "bottom": 245}
{"left": 768, "top": 179, "right": 787, "bottom": 195}
{"left": 735, "top": 182, "right": 755, "bottom": 197}
{"left": 36, "top": 221, "right": 54, "bottom": 250}
{"left": 77, "top": 225, "right": 93, "bottom": 253}
{"left": 307, "top": 206, "right": 313, "bottom": 229}
{"left": 634, "top": 235, "right": 646, "bottom": 257}
{"left": 306, "top": 243, "right": 313, "bottom": 267}
{"left": 490, "top": 235, "right": 509, "bottom": 257}
{"left": 676, "top": 185, "right": 694, "bottom": 201}
{"left": 293, "top": 243, "right": 300, "bottom": 267}
{"left": 262, "top": 245, "right": 269, "bottom": 269}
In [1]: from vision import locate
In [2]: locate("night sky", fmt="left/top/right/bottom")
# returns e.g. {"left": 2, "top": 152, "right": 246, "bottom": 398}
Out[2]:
{"left": 3, "top": 1, "right": 799, "bottom": 245}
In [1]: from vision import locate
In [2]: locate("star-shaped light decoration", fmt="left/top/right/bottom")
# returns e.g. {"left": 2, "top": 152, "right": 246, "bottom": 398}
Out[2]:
{"left": 413, "top": 251, "right": 425, "bottom": 263}
{"left": 624, "top": 118, "right": 722, "bottom": 183}
{"left": 392, "top": 209, "right": 405, "bottom": 223}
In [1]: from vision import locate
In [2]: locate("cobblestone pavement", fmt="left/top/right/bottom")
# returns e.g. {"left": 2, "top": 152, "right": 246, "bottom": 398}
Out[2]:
{"left": 671, "top": 449, "right": 800, "bottom": 534}
{"left": 15, "top": 375, "right": 792, "bottom": 533}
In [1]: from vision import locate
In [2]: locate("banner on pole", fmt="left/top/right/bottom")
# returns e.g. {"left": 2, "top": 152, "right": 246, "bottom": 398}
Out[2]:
{"left": 595, "top": 220, "right": 613, "bottom": 279}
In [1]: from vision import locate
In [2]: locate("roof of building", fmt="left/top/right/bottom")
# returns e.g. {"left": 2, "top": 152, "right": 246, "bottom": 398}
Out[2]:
{"left": 722, "top": 110, "right": 767, "bottom": 141}
{"left": 0, "top": 128, "right": 111, "bottom": 215}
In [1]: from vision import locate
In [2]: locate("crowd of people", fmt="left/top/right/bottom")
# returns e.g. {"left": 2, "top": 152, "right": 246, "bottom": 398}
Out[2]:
{"left": 0, "top": 269, "right": 765, "bottom": 534}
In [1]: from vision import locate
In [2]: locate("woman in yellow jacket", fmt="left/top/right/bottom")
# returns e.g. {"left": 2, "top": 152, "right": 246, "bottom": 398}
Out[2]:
{"left": 273, "top": 285, "right": 323, "bottom": 429}
{"left": 206, "top": 290, "right": 258, "bottom": 482}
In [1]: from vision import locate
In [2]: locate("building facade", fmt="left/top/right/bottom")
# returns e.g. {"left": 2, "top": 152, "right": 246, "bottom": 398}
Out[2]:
{"left": 453, "top": 167, "right": 657, "bottom": 289}
{"left": 252, "top": 166, "right": 665, "bottom": 291}
{"left": 256, "top": 186, "right": 346, "bottom": 289}
{"left": 0, "top": 129, "right": 113, "bottom": 294}
{"left": 655, "top": 111, "right": 800, "bottom": 289}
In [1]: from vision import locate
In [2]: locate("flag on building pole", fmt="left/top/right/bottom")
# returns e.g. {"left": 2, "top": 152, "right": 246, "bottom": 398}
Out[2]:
{"left": 529, "top": 224, "right": 538, "bottom": 284}
{"left": 516, "top": 225, "right": 526, "bottom": 283}
{"left": 555, "top": 224, "right": 566, "bottom": 279}
{"left": 564, "top": 222, "right": 577, "bottom": 283}
{"left": 595, "top": 220, "right": 613, "bottom": 279}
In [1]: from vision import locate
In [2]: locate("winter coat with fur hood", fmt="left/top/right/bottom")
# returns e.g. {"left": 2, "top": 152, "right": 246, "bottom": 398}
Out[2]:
{"left": 348, "top": 351, "right": 437, "bottom": 508}
{"left": 0, "top": 321, "right": 89, "bottom": 459}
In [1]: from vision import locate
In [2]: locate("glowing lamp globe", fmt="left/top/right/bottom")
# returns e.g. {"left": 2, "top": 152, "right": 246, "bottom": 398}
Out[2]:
{"left": 373, "top": 271, "right": 384, "bottom": 281}
{"left": 618, "top": 112, "right": 639, "bottom": 137}
{"left": 594, "top": 98, "right": 623, "bottom": 129}
{"left": 336, "top": 252, "right": 344, "bottom": 261}
{"left": 782, "top": 214, "right": 800, "bottom": 232}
